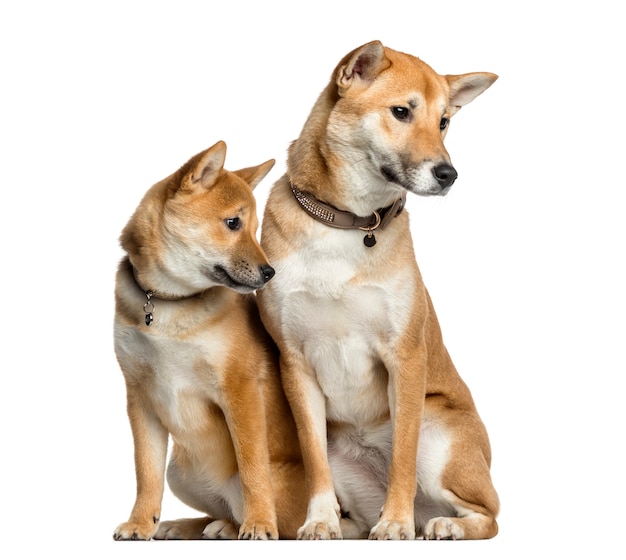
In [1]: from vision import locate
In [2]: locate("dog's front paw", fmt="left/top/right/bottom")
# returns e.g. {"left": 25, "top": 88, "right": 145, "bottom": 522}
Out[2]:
{"left": 238, "top": 519, "right": 279, "bottom": 540}
{"left": 424, "top": 517, "right": 464, "bottom": 540}
{"left": 369, "top": 519, "right": 415, "bottom": 540}
{"left": 297, "top": 520, "right": 342, "bottom": 540}
{"left": 113, "top": 519, "right": 158, "bottom": 541}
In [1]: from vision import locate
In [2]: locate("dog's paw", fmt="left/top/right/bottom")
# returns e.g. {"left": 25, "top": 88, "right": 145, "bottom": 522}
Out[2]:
{"left": 202, "top": 519, "right": 239, "bottom": 540}
{"left": 113, "top": 519, "right": 158, "bottom": 541}
{"left": 369, "top": 520, "right": 415, "bottom": 540}
{"left": 154, "top": 516, "right": 212, "bottom": 540}
{"left": 297, "top": 520, "right": 342, "bottom": 540}
{"left": 238, "top": 519, "right": 279, "bottom": 540}
{"left": 424, "top": 517, "right": 464, "bottom": 540}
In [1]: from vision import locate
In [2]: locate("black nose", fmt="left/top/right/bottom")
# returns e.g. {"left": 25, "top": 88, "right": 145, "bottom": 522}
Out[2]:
{"left": 432, "top": 164, "right": 458, "bottom": 189}
{"left": 260, "top": 265, "right": 275, "bottom": 283}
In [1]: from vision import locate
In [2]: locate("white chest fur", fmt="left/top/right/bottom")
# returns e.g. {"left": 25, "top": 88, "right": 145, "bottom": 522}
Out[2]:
{"left": 114, "top": 322, "right": 227, "bottom": 438}
{"left": 269, "top": 231, "right": 416, "bottom": 426}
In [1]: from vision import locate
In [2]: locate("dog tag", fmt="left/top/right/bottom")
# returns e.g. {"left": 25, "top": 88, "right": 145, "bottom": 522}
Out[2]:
{"left": 363, "top": 232, "right": 377, "bottom": 247}
{"left": 143, "top": 292, "right": 155, "bottom": 326}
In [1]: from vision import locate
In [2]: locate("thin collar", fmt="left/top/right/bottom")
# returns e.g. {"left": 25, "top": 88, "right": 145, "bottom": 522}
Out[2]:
{"left": 290, "top": 182, "right": 405, "bottom": 247}
{"left": 127, "top": 259, "right": 203, "bottom": 326}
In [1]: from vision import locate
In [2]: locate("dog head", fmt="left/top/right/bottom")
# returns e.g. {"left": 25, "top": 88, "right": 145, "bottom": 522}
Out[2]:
{"left": 297, "top": 41, "right": 497, "bottom": 211}
{"left": 121, "top": 141, "right": 275, "bottom": 295}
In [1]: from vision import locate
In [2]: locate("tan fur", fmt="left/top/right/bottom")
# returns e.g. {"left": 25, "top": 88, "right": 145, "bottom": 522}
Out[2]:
{"left": 258, "top": 41, "right": 500, "bottom": 540}
{"left": 112, "top": 141, "right": 311, "bottom": 540}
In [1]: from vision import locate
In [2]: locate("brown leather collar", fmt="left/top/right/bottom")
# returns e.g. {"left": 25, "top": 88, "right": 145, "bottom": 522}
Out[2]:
{"left": 290, "top": 182, "right": 405, "bottom": 246}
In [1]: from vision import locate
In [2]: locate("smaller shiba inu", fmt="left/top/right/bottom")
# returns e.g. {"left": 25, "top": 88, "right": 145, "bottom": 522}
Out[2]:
{"left": 112, "top": 141, "right": 309, "bottom": 540}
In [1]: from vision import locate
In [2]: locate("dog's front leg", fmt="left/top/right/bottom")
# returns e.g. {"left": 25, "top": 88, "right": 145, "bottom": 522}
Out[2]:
{"left": 114, "top": 382, "right": 169, "bottom": 540}
{"left": 369, "top": 341, "right": 427, "bottom": 540}
{"left": 221, "top": 378, "right": 278, "bottom": 540}
{"left": 281, "top": 352, "right": 342, "bottom": 540}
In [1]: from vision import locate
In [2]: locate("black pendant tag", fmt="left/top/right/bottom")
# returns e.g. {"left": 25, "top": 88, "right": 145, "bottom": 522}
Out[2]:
{"left": 145, "top": 312, "right": 153, "bottom": 326}
{"left": 363, "top": 232, "right": 377, "bottom": 247}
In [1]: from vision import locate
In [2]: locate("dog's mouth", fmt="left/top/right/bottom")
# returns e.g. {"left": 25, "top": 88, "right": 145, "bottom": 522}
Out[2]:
{"left": 211, "top": 265, "right": 253, "bottom": 291}
{"left": 380, "top": 163, "right": 456, "bottom": 197}
{"left": 381, "top": 165, "right": 403, "bottom": 186}
{"left": 209, "top": 264, "right": 273, "bottom": 293}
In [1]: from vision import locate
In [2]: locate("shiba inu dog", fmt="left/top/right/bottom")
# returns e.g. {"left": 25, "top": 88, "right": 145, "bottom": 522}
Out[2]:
{"left": 257, "top": 41, "right": 500, "bottom": 540}
{"left": 112, "top": 141, "right": 309, "bottom": 540}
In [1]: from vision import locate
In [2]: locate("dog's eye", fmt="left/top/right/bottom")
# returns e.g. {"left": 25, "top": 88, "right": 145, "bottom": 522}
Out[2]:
{"left": 391, "top": 106, "right": 411, "bottom": 121}
{"left": 225, "top": 217, "right": 241, "bottom": 231}
{"left": 440, "top": 117, "right": 450, "bottom": 130}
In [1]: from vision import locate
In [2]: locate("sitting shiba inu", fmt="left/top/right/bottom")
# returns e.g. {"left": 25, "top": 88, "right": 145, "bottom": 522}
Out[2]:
{"left": 112, "top": 141, "right": 309, "bottom": 540}
{"left": 258, "top": 41, "right": 500, "bottom": 540}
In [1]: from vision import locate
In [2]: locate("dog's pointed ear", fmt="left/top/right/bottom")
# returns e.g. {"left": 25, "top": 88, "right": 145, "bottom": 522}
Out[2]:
{"left": 336, "top": 40, "right": 391, "bottom": 96}
{"left": 445, "top": 72, "right": 498, "bottom": 116}
{"left": 186, "top": 140, "right": 227, "bottom": 190}
{"left": 233, "top": 159, "right": 275, "bottom": 191}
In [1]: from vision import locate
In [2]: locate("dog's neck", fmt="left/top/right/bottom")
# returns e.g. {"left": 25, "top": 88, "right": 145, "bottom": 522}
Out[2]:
{"left": 290, "top": 182, "right": 405, "bottom": 247}
{"left": 124, "top": 258, "right": 204, "bottom": 326}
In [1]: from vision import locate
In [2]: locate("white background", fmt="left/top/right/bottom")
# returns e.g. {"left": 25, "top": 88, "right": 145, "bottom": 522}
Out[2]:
{"left": 1, "top": 1, "right": 624, "bottom": 559}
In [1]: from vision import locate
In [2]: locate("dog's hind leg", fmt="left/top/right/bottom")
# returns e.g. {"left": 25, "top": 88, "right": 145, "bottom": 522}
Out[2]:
{"left": 421, "top": 475, "right": 499, "bottom": 540}
{"left": 154, "top": 516, "right": 240, "bottom": 539}
{"left": 339, "top": 518, "right": 370, "bottom": 539}
{"left": 154, "top": 516, "right": 213, "bottom": 540}
{"left": 420, "top": 410, "right": 499, "bottom": 540}
{"left": 423, "top": 508, "right": 498, "bottom": 540}
{"left": 202, "top": 519, "right": 240, "bottom": 539}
